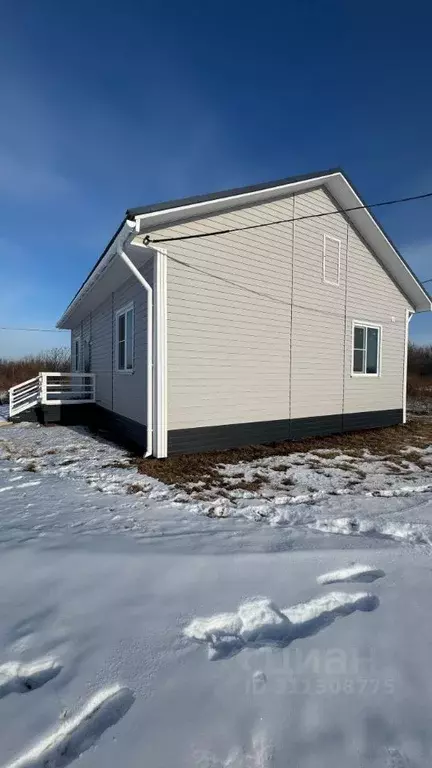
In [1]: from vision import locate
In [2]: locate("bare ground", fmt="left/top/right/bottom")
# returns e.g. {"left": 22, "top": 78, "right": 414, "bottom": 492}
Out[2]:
{"left": 137, "top": 414, "right": 432, "bottom": 494}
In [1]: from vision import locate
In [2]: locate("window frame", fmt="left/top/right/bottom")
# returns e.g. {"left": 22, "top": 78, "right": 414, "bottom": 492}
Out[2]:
{"left": 322, "top": 234, "right": 341, "bottom": 287}
{"left": 82, "top": 335, "right": 91, "bottom": 373}
{"left": 351, "top": 321, "right": 382, "bottom": 377}
{"left": 115, "top": 302, "right": 135, "bottom": 374}
{"left": 72, "top": 335, "right": 81, "bottom": 372}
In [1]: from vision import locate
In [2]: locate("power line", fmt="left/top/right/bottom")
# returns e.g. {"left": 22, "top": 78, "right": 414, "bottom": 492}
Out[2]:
{"left": 146, "top": 189, "right": 432, "bottom": 245}
{"left": 0, "top": 327, "right": 68, "bottom": 333}
{"left": 421, "top": 278, "right": 432, "bottom": 285}
{"left": 166, "top": 254, "right": 407, "bottom": 324}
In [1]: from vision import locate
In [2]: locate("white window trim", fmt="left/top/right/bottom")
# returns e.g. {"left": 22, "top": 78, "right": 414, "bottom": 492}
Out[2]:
{"left": 322, "top": 234, "right": 341, "bottom": 287}
{"left": 115, "top": 302, "right": 135, "bottom": 374}
{"left": 351, "top": 320, "right": 382, "bottom": 377}
{"left": 72, "top": 335, "right": 81, "bottom": 372}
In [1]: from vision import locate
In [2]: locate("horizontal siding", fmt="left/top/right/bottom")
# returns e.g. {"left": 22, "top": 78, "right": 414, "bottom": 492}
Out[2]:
{"left": 152, "top": 184, "right": 411, "bottom": 434}
{"left": 343, "top": 226, "right": 407, "bottom": 414}
{"left": 161, "top": 196, "right": 294, "bottom": 430}
{"left": 291, "top": 188, "right": 347, "bottom": 418}
{"left": 112, "top": 262, "right": 152, "bottom": 426}
{"left": 69, "top": 261, "right": 153, "bottom": 428}
{"left": 91, "top": 295, "right": 113, "bottom": 411}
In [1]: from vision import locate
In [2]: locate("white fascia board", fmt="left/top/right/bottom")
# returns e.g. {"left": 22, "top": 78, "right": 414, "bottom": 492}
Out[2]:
{"left": 135, "top": 171, "right": 431, "bottom": 314}
{"left": 57, "top": 220, "right": 137, "bottom": 328}
{"left": 326, "top": 175, "right": 432, "bottom": 313}
{"left": 134, "top": 174, "right": 336, "bottom": 232}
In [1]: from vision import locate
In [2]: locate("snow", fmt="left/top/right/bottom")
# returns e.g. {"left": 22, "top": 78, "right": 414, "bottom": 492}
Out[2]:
{"left": 0, "top": 404, "right": 10, "bottom": 423}
{"left": 1, "top": 421, "right": 432, "bottom": 765}
{"left": 0, "top": 658, "right": 62, "bottom": 698}
{"left": 316, "top": 563, "right": 385, "bottom": 584}
{"left": 5, "top": 685, "right": 134, "bottom": 768}
{"left": 184, "top": 592, "right": 378, "bottom": 661}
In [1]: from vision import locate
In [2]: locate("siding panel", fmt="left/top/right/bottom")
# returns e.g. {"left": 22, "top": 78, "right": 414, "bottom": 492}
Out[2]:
{"left": 71, "top": 260, "right": 153, "bottom": 428}
{"left": 90, "top": 295, "right": 113, "bottom": 411}
{"left": 112, "top": 262, "right": 153, "bottom": 426}
{"left": 148, "top": 185, "right": 410, "bottom": 436}
{"left": 343, "top": 227, "right": 407, "bottom": 413}
{"left": 158, "top": 197, "right": 294, "bottom": 430}
{"left": 290, "top": 188, "right": 347, "bottom": 418}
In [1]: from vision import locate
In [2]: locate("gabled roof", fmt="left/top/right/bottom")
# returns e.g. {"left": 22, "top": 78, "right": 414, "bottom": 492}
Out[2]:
{"left": 126, "top": 168, "right": 339, "bottom": 218}
{"left": 57, "top": 168, "right": 431, "bottom": 327}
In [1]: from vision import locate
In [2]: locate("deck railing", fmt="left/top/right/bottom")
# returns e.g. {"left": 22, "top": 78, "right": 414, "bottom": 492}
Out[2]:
{"left": 39, "top": 373, "right": 96, "bottom": 405}
{"left": 9, "top": 373, "right": 96, "bottom": 418}
{"left": 9, "top": 376, "right": 40, "bottom": 418}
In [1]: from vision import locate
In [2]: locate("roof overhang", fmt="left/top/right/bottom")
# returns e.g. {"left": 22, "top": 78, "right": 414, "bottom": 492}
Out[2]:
{"left": 58, "top": 168, "right": 431, "bottom": 327}
{"left": 57, "top": 227, "right": 154, "bottom": 328}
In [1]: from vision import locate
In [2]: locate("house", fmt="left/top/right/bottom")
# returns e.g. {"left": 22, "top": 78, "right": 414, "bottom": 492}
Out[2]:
{"left": 11, "top": 168, "right": 431, "bottom": 457}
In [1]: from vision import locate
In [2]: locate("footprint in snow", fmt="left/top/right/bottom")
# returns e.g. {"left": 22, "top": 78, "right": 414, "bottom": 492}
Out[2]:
{"left": 4, "top": 685, "right": 134, "bottom": 768}
{"left": 317, "top": 563, "right": 385, "bottom": 585}
{"left": 184, "top": 591, "right": 379, "bottom": 660}
{"left": 0, "top": 658, "right": 62, "bottom": 698}
{"left": 386, "top": 747, "right": 412, "bottom": 767}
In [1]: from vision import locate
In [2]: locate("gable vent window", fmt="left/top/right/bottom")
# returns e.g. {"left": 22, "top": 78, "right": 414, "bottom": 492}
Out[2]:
{"left": 352, "top": 323, "right": 381, "bottom": 376}
{"left": 322, "top": 235, "right": 341, "bottom": 286}
{"left": 116, "top": 303, "right": 134, "bottom": 373}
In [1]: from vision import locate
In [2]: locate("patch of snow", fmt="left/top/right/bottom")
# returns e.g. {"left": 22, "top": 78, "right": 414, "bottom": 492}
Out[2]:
{"left": 0, "top": 658, "right": 61, "bottom": 698}
{"left": 317, "top": 563, "right": 385, "bottom": 584}
{"left": 0, "top": 481, "right": 41, "bottom": 493}
{"left": 5, "top": 685, "right": 134, "bottom": 768}
{"left": 184, "top": 590, "right": 378, "bottom": 660}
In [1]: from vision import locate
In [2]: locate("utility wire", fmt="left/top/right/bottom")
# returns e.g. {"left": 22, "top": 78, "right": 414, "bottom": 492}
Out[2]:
{"left": 146, "top": 189, "right": 432, "bottom": 245}
{"left": 0, "top": 327, "right": 68, "bottom": 333}
{"left": 165, "top": 254, "right": 407, "bottom": 323}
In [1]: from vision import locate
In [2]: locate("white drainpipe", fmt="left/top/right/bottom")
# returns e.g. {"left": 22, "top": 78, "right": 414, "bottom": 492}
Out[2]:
{"left": 119, "top": 247, "right": 153, "bottom": 458}
{"left": 403, "top": 309, "right": 414, "bottom": 424}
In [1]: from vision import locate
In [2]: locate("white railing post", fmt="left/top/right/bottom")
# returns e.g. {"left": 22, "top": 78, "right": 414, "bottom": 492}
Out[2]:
{"left": 40, "top": 373, "right": 47, "bottom": 405}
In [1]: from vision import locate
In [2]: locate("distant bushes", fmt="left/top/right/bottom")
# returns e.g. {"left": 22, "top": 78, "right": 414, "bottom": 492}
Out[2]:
{"left": 407, "top": 342, "right": 432, "bottom": 398}
{"left": 0, "top": 348, "right": 70, "bottom": 400}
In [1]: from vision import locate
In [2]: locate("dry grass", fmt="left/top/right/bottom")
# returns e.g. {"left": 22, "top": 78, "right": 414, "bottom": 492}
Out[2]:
{"left": 0, "top": 348, "right": 70, "bottom": 394}
{"left": 136, "top": 416, "right": 432, "bottom": 491}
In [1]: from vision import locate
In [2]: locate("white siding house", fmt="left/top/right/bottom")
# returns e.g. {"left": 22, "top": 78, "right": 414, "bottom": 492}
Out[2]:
{"left": 55, "top": 169, "right": 431, "bottom": 457}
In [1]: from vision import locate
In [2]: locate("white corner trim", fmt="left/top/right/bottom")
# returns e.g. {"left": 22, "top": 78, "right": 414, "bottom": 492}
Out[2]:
{"left": 403, "top": 309, "right": 413, "bottom": 423}
{"left": 322, "top": 234, "right": 341, "bottom": 286}
{"left": 351, "top": 320, "right": 383, "bottom": 377}
{"left": 154, "top": 247, "right": 168, "bottom": 458}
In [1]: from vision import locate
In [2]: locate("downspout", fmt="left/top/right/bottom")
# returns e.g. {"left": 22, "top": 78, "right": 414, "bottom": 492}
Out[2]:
{"left": 118, "top": 247, "right": 153, "bottom": 458}
{"left": 403, "top": 309, "right": 414, "bottom": 424}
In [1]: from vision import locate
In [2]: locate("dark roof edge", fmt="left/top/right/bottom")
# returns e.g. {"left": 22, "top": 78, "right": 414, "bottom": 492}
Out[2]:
{"left": 59, "top": 166, "right": 430, "bottom": 324}
{"left": 126, "top": 167, "right": 343, "bottom": 218}
{"left": 58, "top": 218, "right": 126, "bottom": 323}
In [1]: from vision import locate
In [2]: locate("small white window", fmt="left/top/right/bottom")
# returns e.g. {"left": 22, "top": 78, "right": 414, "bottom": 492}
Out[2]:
{"left": 72, "top": 336, "right": 81, "bottom": 372}
{"left": 352, "top": 323, "right": 381, "bottom": 376}
{"left": 323, "top": 235, "right": 341, "bottom": 286}
{"left": 116, "top": 303, "right": 134, "bottom": 372}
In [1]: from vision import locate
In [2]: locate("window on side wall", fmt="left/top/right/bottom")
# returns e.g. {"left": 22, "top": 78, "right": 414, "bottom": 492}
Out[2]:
{"left": 352, "top": 323, "right": 381, "bottom": 376}
{"left": 116, "top": 303, "right": 134, "bottom": 372}
{"left": 72, "top": 337, "right": 81, "bottom": 372}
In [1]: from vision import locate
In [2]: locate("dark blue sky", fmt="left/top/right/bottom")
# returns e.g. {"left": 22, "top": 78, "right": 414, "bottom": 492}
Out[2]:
{"left": 1, "top": 0, "right": 431, "bottom": 355}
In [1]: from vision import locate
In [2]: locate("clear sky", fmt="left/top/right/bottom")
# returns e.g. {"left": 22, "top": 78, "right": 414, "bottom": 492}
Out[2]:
{"left": 0, "top": 0, "right": 431, "bottom": 358}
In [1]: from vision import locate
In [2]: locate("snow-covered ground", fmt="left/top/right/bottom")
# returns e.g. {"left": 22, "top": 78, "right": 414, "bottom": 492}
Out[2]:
{"left": 1, "top": 422, "right": 432, "bottom": 766}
